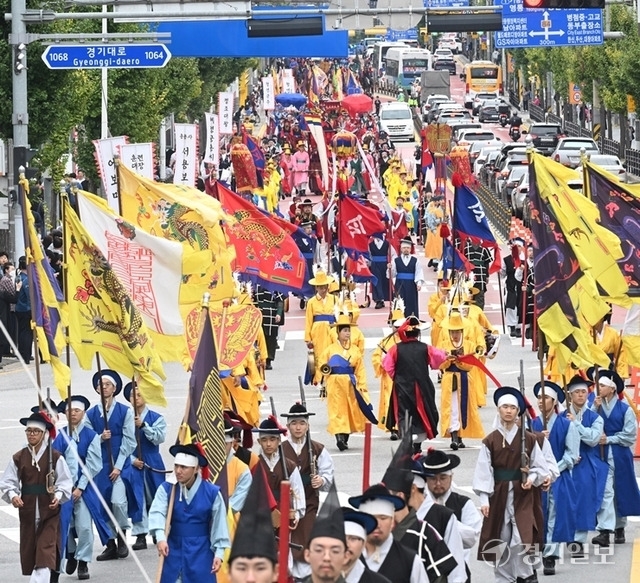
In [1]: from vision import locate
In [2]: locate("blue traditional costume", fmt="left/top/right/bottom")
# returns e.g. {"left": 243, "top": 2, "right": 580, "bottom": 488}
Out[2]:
{"left": 369, "top": 236, "right": 392, "bottom": 307}
{"left": 392, "top": 238, "right": 424, "bottom": 318}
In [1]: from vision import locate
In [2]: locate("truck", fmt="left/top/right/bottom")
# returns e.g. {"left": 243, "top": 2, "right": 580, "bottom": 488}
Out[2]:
{"left": 419, "top": 70, "right": 451, "bottom": 105}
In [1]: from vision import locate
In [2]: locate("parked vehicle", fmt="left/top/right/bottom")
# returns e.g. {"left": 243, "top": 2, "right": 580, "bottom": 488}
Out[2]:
{"left": 379, "top": 102, "right": 414, "bottom": 141}
{"left": 527, "top": 123, "right": 564, "bottom": 155}
{"left": 474, "top": 146, "right": 502, "bottom": 178}
{"left": 551, "top": 137, "right": 600, "bottom": 168}
{"left": 455, "top": 129, "right": 498, "bottom": 148}
{"left": 576, "top": 154, "right": 627, "bottom": 182}
{"left": 504, "top": 165, "right": 529, "bottom": 211}
{"left": 468, "top": 140, "right": 502, "bottom": 166}
{"left": 478, "top": 99, "right": 501, "bottom": 123}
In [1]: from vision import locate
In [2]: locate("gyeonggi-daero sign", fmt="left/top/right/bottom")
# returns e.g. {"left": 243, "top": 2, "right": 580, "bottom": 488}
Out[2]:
{"left": 41, "top": 44, "right": 172, "bottom": 69}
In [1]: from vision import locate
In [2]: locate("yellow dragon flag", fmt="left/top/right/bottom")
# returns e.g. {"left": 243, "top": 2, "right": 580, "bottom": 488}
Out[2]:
{"left": 22, "top": 190, "right": 71, "bottom": 397}
{"left": 63, "top": 198, "right": 167, "bottom": 406}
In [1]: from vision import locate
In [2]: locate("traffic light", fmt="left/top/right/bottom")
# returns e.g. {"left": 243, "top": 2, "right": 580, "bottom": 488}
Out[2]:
{"left": 523, "top": 0, "right": 604, "bottom": 8}
{"left": 13, "top": 146, "right": 39, "bottom": 182}
{"left": 419, "top": 28, "right": 428, "bottom": 43}
{"left": 14, "top": 42, "right": 26, "bottom": 74}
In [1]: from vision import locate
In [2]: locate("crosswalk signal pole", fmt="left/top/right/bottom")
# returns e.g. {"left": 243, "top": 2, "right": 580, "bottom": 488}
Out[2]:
{"left": 10, "top": 0, "right": 29, "bottom": 186}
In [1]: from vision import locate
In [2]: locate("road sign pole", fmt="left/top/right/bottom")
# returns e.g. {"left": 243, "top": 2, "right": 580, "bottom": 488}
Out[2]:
{"left": 11, "top": 0, "right": 29, "bottom": 181}
{"left": 101, "top": 4, "right": 109, "bottom": 139}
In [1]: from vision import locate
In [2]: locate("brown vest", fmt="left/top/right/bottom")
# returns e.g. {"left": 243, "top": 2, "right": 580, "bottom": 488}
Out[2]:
{"left": 13, "top": 445, "right": 62, "bottom": 575}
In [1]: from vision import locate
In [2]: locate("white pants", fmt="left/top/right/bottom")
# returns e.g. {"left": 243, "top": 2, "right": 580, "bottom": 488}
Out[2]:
{"left": 29, "top": 568, "right": 50, "bottom": 583}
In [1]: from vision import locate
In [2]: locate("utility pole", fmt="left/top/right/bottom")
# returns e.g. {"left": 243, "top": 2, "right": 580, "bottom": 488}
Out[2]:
{"left": 11, "top": 0, "right": 29, "bottom": 181}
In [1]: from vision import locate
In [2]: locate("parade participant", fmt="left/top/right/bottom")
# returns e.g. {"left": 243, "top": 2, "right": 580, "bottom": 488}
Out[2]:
{"left": 382, "top": 315, "right": 445, "bottom": 453}
{"left": 253, "top": 417, "right": 306, "bottom": 529}
{"left": 85, "top": 370, "right": 138, "bottom": 561}
{"left": 280, "top": 403, "right": 335, "bottom": 580}
{"left": 530, "top": 382, "right": 579, "bottom": 576}
{"left": 391, "top": 238, "right": 424, "bottom": 318}
{"left": 438, "top": 313, "right": 485, "bottom": 450}
{"left": 589, "top": 369, "right": 640, "bottom": 546}
{"left": 225, "top": 410, "right": 260, "bottom": 470}
{"left": 296, "top": 199, "right": 324, "bottom": 242}
{"left": 592, "top": 309, "right": 629, "bottom": 378}
{"left": 54, "top": 396, "right": 110, "bottom": 581}
{"left": 427, "top": 274, "right": 450, "bottom": 348}
{"left": 280, "top": 144, "right": 294, "bottom": 198}
{"left": 368, "top": 234, "right": 394, "bottom": 310}
{"left": 329, "top": 295, "right": 365, "bottom": 356}
{"left": 382, "top": 435, "right": 459, "bottom": 583}
{"left": 349, "top": 484, "right": 429, "bottom": 583}
{"left": 501, "top": 238, "right": 524, "bottom": 338}
{"left": 296, "top": 221, "right": 319, "bottom": 310}
{"left": 292, "top": 141, "right": 310, "bottom": 196}
{"left": 561, "top": 376, "right": 608, "bottom": 557}
{"left": 223, "top": 417, "right": 252, "bottom": 518}
{"left": 342, "top": 509, "right": 391, "bottom": 583}
{"left": 228, "top": 463, "right": 279, "bottom": 583}
{"left": 0, "top": 411, "right": 72, "bottom": 583}
{"left": 305, "top": 270, "right": 337, "bottom": 385}
{"left": 123, "top": 382, "right": 167, "bottom": 552}
{"left": 372, "top": 300, "right": 405, "bottom": 439}
{"left": 424, "top": 196, "right": 445, "bottom": 271}
{"left": 473, "top": 386, "right": 550, "bottom": 583}
{"left": 149, "top": 443, "right": 231, "bottom": 582}
{"left": 461, "top": 240, "right": 494, "bottom": 312}
{"left": 420, "top": 449, "right": 482, "bottom": 581}
{"left": 388, "top": 197, "right": 411, "bottom": 254}
{"left": 254, "top": 285, "right": 285, "bottom": 370}
{"left": 320, "top": 314, "right": 371, "bottom": 451}
{"left": 522, "top": 244, "right": 535, "bottom": 339}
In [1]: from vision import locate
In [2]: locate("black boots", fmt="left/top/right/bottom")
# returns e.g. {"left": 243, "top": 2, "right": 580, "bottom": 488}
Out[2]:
{"left": 542, "top": 557, "right": 555, "bottom": 575}
{"left": 450, "top": 431, "right": 464, "bottom": 450}
{"left": 615, "top": 527, "right": 625, "bottom": 544}
{"left": 78, "top": 561, "right": 90, "bottom": 580}
{"left": 117, "top": 532, "right": 129, "bottom": 558}
{"left": 510, "top": 326, "right": 521, "bottom": 338}
{"left": 591, "top": 530, "right": 611, "bottom": 547}
{"left": 336, "top": 434, "right": 348, "bottom": 451}
{"left": 132, "top": 534, "right": 148, "bottom": 551}
{"left": 65, "top": 554, "right": 78, "bottom": 575}
{"left": 389, "top": 430, "right": 399, "bottom": 441}
{"left": 96, "top": 540, "right": 118, "bottom": 561}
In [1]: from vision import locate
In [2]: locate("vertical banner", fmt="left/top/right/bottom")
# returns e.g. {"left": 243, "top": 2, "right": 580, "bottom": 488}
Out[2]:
{"left": 118, "top": 143, "right": 155, "bottom": 180}
{"left": 218, "top": 92, "right": 234, "bottom": 135}
{"left": 93, "top": 136, "right": 129, "bottom": 213}
{"left": 281, "top": 69, "right": 296, "bottom": 94}
{"left": 262, "top": 76, "right": 275, "bottom": 110}
{"left": 173, "top": 123, "right": 198, "bottom": 187}
{"left": 203, "top": 113, "right": 220, "bottom": 164}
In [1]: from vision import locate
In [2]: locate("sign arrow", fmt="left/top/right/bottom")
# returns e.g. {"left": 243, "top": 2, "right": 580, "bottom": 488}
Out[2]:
{"left": 529, "top": 29, "right": 565, "bottom": 37}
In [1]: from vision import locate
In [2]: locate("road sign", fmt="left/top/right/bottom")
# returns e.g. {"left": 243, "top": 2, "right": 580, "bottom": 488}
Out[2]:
{"left": 41, "top": 44, "right": 171, "bottom": 70}
{"left": 494, "top": 0, "right": 603, "bottom": 49}
{"left": 424, "top": 0, "right": 470, "bottom": 7}
{"left": 386, "top": 28, "right": 418, "bottom": 41}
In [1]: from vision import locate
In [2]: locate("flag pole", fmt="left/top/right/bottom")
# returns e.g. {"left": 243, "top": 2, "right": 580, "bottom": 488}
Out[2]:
{"left": 497, "top": 272, "right": 506, "bottom": 335}
{"left": 521, "top": 258, "right": 528, "bottom": 348}
{"left": 536, "top": 328, "right": 547, "bottom": 431}
{"left": 18, "top": 172, "right": 43, "bottom": 408}
{"left": 362, "top": 422, "right": 372, "bottom": 491}
{"left": 155, "top": 482, "right": 177, "bottom": 583}
{"left": 131, "top": 378, "right": 143, "bottom": 461}
{"left": 95, "top": 351, "right": 115, "bottom": 471}
{"left": 60, "top": 193, "right": 73, "bottom": 426}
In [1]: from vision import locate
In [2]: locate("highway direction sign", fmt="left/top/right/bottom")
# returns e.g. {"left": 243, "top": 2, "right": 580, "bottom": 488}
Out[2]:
{"left": 41, "top": 44, "right": 172, "bottom": 69}
{"left": 494, "top": 0, "right": 603, "bottom": 49}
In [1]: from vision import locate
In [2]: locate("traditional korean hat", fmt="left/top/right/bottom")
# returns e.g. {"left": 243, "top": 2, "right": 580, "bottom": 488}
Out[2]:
{"left": 566, "top": 374, "right": 594, "bottom": 393}
{"left": 440, "top": 312, "right": 466, "bottom": 331}
{"left": 308, "top": 480, "right": 346, "bottom": 545}
{"left": 331, "top": 313, "right": 353, "bottom": 329}
{"left": 342, "top": 508, "right": 377, "bottom": 540}
{"left": 587, "top": 367, "right": 625, "bottom": 396}
{"left": 281, "top": 402, "right": 315, "bottom": 419}
{"left": 308, "top": 270, "right": 335, "bottom": 287}
{"left": 92, "top": 369, "right": 123, "bottom": 396}
{"left": 31, "top": 399, "right": 59, "bottom": 416}
{"left": 399, "top": 237, "right": 413, "bottom": 247}
{"left": 224, "top": 410, "right": 254, "bottom": 448}
{"left": 533, "top": 381, "right": 565, "bottom": 404}
{"left": 493, "top": 386, "right": 526, "bottom": 416}
{"left": 20, "top": 411, "right": 56, "bottom": 439}
{"left": 57, "top": 395, "right": 91, "bottom": 412}
{"left": 252, "top": 415, "right": 288, "bottom": 437}
{"left": 412, "top": 448, "right": 460, "bottom": 477}
{"left": 349, "top": 483, "right": 405, "bottom": 516}
{"left": 381, "top": 431, "right": 414, "bottom": 495}
{"left": 169, "top": 442, "right": 209, "bottom": 479}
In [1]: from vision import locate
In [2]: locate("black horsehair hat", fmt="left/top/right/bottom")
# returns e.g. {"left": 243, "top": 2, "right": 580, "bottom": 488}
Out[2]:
{"left": 281, "top": 402, "right": 315, "bottom": 419}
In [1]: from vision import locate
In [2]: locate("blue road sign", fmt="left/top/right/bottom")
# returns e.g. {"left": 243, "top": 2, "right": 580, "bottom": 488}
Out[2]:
{"left": 424, "top": 0, "right": 470, "bottom": 7}
{"left": 494, "top": 0, "right": 603, "bottom": 48}
{"left": 386, "top": 29, "right": 419, "bottom": 41}
{"left": 41, "top": 44, "right": 171, "bottom": 69}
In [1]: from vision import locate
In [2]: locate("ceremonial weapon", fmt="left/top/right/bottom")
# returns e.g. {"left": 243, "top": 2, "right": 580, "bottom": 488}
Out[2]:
{"left": 269, "top": 397, "right": 290, "bottom": 482}
{"left": 46, "top": 387, "right": 55, "bottom": 498}
{"left": 518, "top": 360, "right": 530, "bottom": 486}
{"left": 298, "top": 376, "right": 317, "bottom": 477}
{"left": 95, "top": 352, "right": 114, "bottom": 471}
{"left": 131, "top": 378, "right": 143, "bottom": 462}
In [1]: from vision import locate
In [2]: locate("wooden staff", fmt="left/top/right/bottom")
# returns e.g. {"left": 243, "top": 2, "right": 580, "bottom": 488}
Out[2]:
{"left": 362, "top": 422, "right": 372, "bottom": 492}
{"left": 591, "top": 327, "right": 606, "bottom": 461}
{"left": 154, "top": 482, "right": 177, "bottom": 583}
{"left": 497, "top": 272, "right": 506, "bottom": 335}
{"left": 131, "top": 378, "right": 143, "bottom": 462}
{"left": 536, "top": 328, "right": 548, "bottom": 430}
{"left": 59, "top": 191, "right": 73, "bottom": 427}
{"left": 521, "top": 258, "right": 528, "bottom": 348}
{"left": 95, "top": 353, "right": 114, "bottom": 471}
{"left": 277, "top": 480, "right": 291, "bottom": 583}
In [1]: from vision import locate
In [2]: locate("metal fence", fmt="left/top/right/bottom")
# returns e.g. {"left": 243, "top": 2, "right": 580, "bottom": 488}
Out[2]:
{"left": 625, "top": 148, "right": 640, "bottom": 177}
{"left": 547, "top": 113, "right": 562, "bottom": 126}
{"left": 508, "top": 90, "right": 519, "bottom": 109}
{"left": 601, "top": 137, "right": 622, "bottom": 157}
{"left": 564, "top": 121, "right": 583, "bottom": 137}
{"left": 528, "top": 103, "right": 545, "bottom": 123}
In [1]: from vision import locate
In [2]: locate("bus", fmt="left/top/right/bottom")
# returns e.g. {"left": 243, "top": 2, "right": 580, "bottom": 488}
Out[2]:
{"left": 372, "top": 41, "right": 407, "bottom": 78}
{"left": 384, "top": 47, "right": 433, "bottom": 89}
{"left": 462, "top": 61, "right": 503, "bottom": 108}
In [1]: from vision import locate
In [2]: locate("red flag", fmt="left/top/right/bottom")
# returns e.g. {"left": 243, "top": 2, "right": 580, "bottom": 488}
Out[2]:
{"left": 346, "top": 255, "right": 378, "bottom": 285}
{"left": 338, "top": 195, "right": 386, "bottom": 253}
{"left": 213, "top": 182, "right": 307, "bottom": 293}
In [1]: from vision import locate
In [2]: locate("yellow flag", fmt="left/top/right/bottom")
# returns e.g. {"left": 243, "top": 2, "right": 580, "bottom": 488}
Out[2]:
{"left": 63, "top": 198, "right": 167, "bottom": 406}
{"left": 23, "top": 194, "right": 71, "bottom": 398}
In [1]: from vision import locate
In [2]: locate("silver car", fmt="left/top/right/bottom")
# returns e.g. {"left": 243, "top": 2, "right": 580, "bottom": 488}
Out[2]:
{"left": 551, "top": 137, "right": 600, "bottom": 168}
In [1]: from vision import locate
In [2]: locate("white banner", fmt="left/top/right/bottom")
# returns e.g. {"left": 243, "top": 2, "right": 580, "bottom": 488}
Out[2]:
{"left": 93, "top": 136, "right": 128, "bottom": 213}
{"left": 281, "top": 70, "right": 296, "bottom": 94}
{"left": 218, "top": 91, "right": 235, "bottom": 135}
{"left": 118, "top": 143, "right": 155, "bottom": 181}
{"left": 173, "top": 123, "right": 198, "bottom": 186}
{"left": 77, "top": 191, "right": 184, "bottom": 336}
{"left": 203, "top": 113, "right": 220, "bottom": 164}
{"left": 262, "top": 76, "right": 275, "bottom": 110}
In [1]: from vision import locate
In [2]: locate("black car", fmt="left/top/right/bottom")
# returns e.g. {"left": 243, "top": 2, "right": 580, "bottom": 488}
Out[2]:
{"left": 527, "top": 123, "right": 565, "bottom": 155}
{"left": 478, "top": 100, "right": 501, "bottom": 123}
{"left": 434, "top": 57, "right": 457, "bottom": 75}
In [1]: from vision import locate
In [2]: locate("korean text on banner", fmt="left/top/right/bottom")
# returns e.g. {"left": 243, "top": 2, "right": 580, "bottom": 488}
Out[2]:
{"left": 281, "top": 69, "right": 296, "bottom": 94}
{"left": 203, "top": 113, "right": 220, "bottom": 165}
{"left": 262, "top": 76, "right": 275, "bottom": 110}
{"left": 173, "top": 123, "right": 198, "bottom": 187}
{"left": 118, "top": 143, "right": 155, "bottom": 180}
{"left": 93, "top": 136, "right": 129, "bottom": 213}
{"left": 218, "top": 92, "right": 235, "bottom": 135}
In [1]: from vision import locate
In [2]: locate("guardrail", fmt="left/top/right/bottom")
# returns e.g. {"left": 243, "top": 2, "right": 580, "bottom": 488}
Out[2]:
{"left": 601, "top": 137, "right": 622, "bottom": 157}
{"left": 528, "top": 103, "right": 545, "bottom": 123}
{"left": 625, "top": 148, "right": 640, "bottom": 178}
{"left": 547, "top": 113, "right": 562, "bottom": 126}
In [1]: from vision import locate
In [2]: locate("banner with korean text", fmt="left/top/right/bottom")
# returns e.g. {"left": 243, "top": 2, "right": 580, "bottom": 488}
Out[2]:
{"left": 281, "top": 69, "right": 296, "bottom": 93}
{"left": 262, "top": 76, "right": 275, "bottom": 110}
{"left": 218, "top": 92, "right": 235, "bottom": 135}
{"left": 203, "top": 113, "right": 220, "bottom": 165}
{"left": 118, "top": 143, "right": 155, "bottom": 180}
{"left": 93, "top": 136, "right": 129, "bottom": 213}
{"left": 173, "top": 123, "right": 198, "bottom": 187}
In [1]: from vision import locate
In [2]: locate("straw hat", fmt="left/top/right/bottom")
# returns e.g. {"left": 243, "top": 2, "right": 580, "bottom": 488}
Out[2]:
{"left": 440, "top": 312, "right": 466, "bottom": 331}
{"left": 331, "top": 314, "right": 353, "bottom": 328}
{"left": 309, "top": 271, "right": 335, "bottom": 287}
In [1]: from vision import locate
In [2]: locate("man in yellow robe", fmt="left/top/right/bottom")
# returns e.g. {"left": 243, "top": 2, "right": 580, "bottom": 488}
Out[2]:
{"left": 304, "top": 271, "right": 337, "bottom": 384}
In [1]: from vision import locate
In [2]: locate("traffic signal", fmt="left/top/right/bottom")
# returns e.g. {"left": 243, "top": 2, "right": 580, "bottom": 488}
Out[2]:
{"left": 14, "top": 42, "right": 26, "bottom": 74}
{"left": 419, "top": 28, "right": 428, "bottom": 42}
{"left": 523, "top": 0, "right": 604, "bottom": 8}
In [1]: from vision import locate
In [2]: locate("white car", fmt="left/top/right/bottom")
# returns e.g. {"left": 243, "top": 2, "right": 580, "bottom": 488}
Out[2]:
{"left": 378, "top": 102, "right": 414, "bottom": 141}
{"left": 472, "top": 92, "right": 499, "bottom": 115}
{"left": 455, "top": 129, "right": 498, "bottom": 149}
{"left": 474, "top": 146, "right": 502, "bottom": 177}
{"left": 434, "top": 48, "right": 454, "bottom": 62}
{"left": 576, "top": 154, "right": 627, "bottom": 182}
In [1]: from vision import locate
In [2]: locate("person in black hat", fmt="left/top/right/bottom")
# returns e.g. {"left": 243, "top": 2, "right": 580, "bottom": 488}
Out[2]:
{"left": 253, "top": 285, "right": 285, "bottom": 370}
{"left": 300, "top": 481, "right": 347, "bottom": 583}
{"left": 53, "top": 396, "right": 110, "bottom": 580}
{"left": 391, "top": 237, "right": 424, "bottom": 318}
{"left": 281, "top": 403, "right": 335, "bottom": 580}
{"left": 223, "top": 417, "right": 252, "bottom": 517}
{"left": 414, "top": 449, "right": 482, "bottom": 582}
{"left": 228, "top": 464, "right": 278, "bottom": 583}
{"left": 84, "top": 370, "right": 138, "bottom": 561}
{"left": 381, "top": 434, "right": 459, "bottom": 583}
{"left": 501, "top": 238, "right": 524, "bottom": 338}
{"left": 295, "top": 198, "right": 323, "bottom": 242}
{"left": 254, "top": 417, "right": 306, "bottom": 533}
{"left": 225, "top": 410, "right": 260, "bottom": 469}
{"left": 368, "top": 233, "right": 394, "bottom": 310}
{"left": 295, "top": 221, "right": 319, "bottom": 310}
{"left": 0, "top": 412, "right": 72, "bottom": 583}
{"left": 149, "top": 442, "right": 231, "bottom": 582}
{"left": 472, "top": 386, "right": 550, "bottom": 583}
{"left": 349, "top": 484, "right": 429, "bottom": 583}
{"left": 123, "top": 382, "right": 167, "bottom": 551}
{"left": 341, "top": 508, "right": 391, "bottom": 583}
{"left": 589, "top": 368, "right": 640, "bottom": 546}
{"left": 530, "top": 381, "right": 579, "bottom": 575}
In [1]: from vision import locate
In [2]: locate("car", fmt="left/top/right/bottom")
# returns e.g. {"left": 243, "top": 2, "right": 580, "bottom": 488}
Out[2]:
{"left": 434, "top": 48, "right": 454, "bottom": 61}
{"left": 422, "top": 93, "right": 450, "bottom": 111}
{"left": 434, "top": 56, "right": 457, "bottom": 75}
{"left": 522, "top": 172, "right": 582, "bottom": 226}
{"left": 455, "top": 129, "right": 498, "bottom": 148}
{"left": 378, "top": 102, "right": 414, "bottom": 141}
{"left": 478, "top": 99, "right": 502, "bottom": 123}
{"left": 495, "top": 159, "right": 529, "bottom": 200}
{"left": 480, "top": 149, "right": 503, "bottom": 185}
{"left": 491, "top": 146, "right": 530, "bottom": 193}
{"left": 472, "top": 92, "right": 499, "bottom": 115}
{"left": 425, "top": 100, "right": 458, "bottom": 123}
{"left": 468, "top": 140, "right": 502, "bottom": 166}
{"left": 576, "top": 154, "right": 627, "bottom": 182}
{"left": 526, "top": 123, "right": 565, "bottom": 155}
{"left": 437, "top": 110, "right": 473, "bottom": 124}
{"left": 551, "top": 137, "right": 600, "bottom": 168}
{"left": 504, "top": 165, "right": 530, "bottom": 211}
{"left": 474, "top": 145, "right": 502, "bottom": 177}
{"left": 438, "top": 33, "right": 463, "bottom": 53}
{"left": 450, "top": 122, "right": 483, "bottom": 142}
